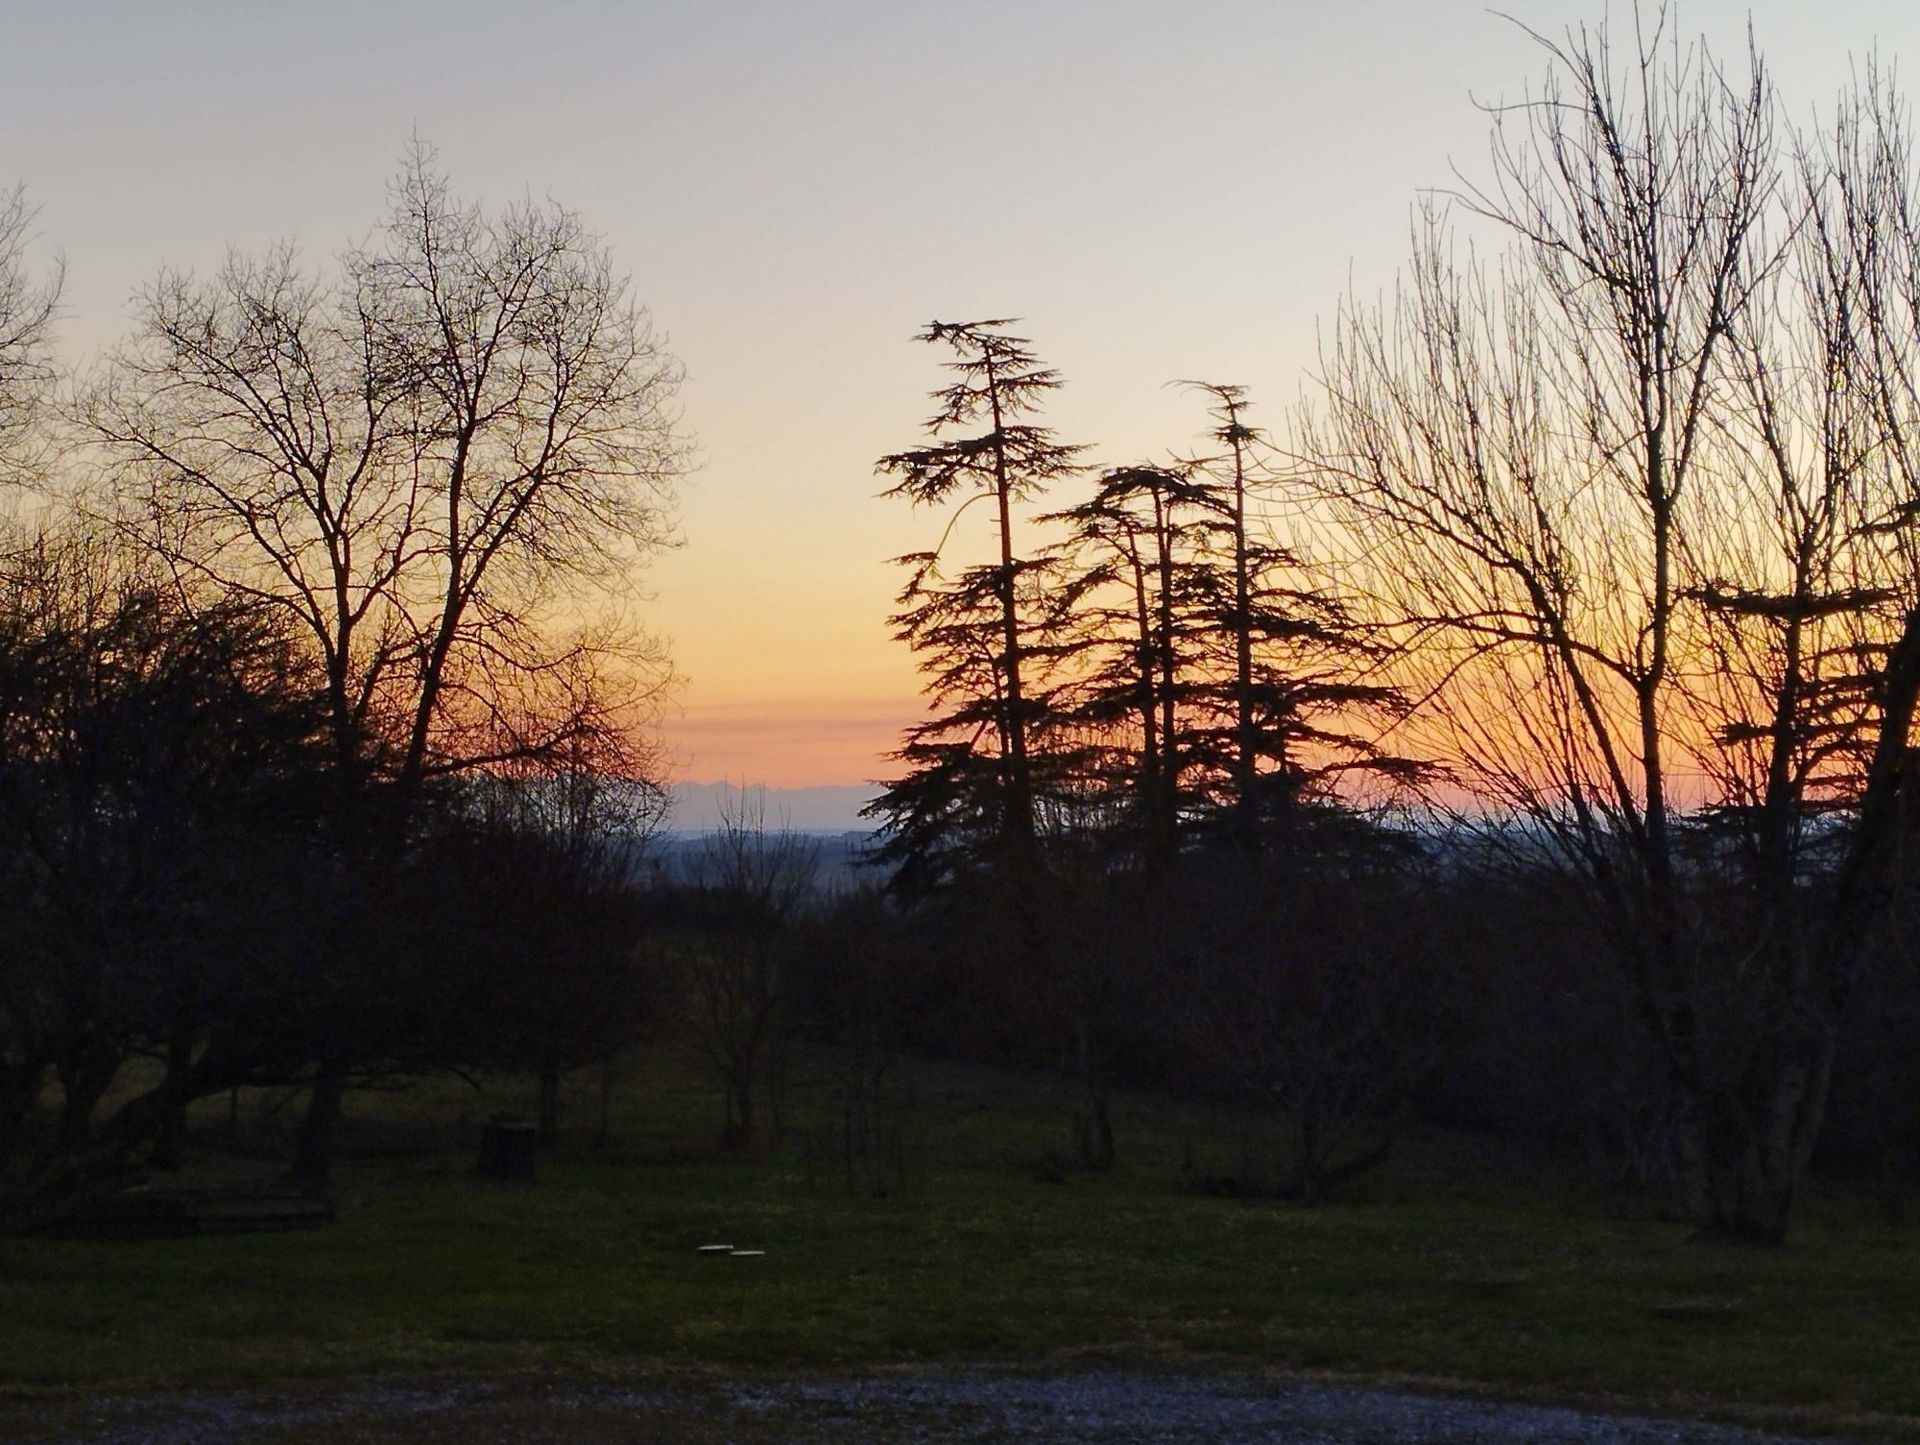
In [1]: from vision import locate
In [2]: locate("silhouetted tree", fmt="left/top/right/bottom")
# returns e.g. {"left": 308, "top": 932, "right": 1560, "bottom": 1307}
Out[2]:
{"left": 791, "top": 886, "right": 921, "bottom": 1195}
{"left": 1171, "top": 384, "right": 1415, "bottom": 847}
{"left": 1046, "top": 393, "right": 1414, "bottom": 874}
{"left": 1177, "top": 820, "right": 1441, "bottom": 1202}
{"left": 1183, "top": 383, "right": 1262, "bottom": 841}
{"left": 85, "top": 142, "right": 688, "bottom": 1182}
{"left": 0, "top": 528, "right": 334, "bottom": 1215}
{"left": 681, "top": 796, "right": 820, "bottom": 1152}
{"left": 869, "top": 320, "right": 1084, "bottom": 892}
{"left": 1047, "top": 463, "right": 1214, "bottom": 875}
{"left": 0, "top": 184, "right": 59, "bottom": 489}
{"left": 1302, "top": 12, "right": 1920, "bottom": 1239}
{"left": 425, "top": 763, "right": 668, "bottom": 1146}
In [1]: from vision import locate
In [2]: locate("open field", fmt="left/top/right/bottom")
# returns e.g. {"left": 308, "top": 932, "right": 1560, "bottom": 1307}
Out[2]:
{"left": 1, "top": 1049, "right": 1916, "bottom": 1438}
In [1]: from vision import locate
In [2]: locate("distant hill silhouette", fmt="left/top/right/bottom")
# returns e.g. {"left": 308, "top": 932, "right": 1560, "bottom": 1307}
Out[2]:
{"left": 668, "top": 780, "right": 877, "bottom": 835}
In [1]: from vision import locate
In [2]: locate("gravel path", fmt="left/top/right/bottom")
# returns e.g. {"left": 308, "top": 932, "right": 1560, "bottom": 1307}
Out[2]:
{"left": 0, "top": 1370, "right": 1856, "bottom": 1443}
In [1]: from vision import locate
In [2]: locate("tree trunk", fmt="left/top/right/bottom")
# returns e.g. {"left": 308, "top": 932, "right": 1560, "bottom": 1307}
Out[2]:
{"left": 768, "top": 1041, "right": 788, "bottom": 1148}
{"left": 2, "top": 1051, "right": 231, "bottom": 1227}
{"left": 289, "top": 1056, "right": 346, "bottom": 1187}
{"left": 148, "top": 1023, "right": 196, "bottom": 1172}
{"left": 722, "top": 1070, "right": 754, "bottom": 1153}
{"left": 594, "top": 1059, "right": 614, "bottom": 1151}
{"left": 1073, "top": 1018, "right": 1114, "bottom": 1171}
{"left": 537, "top": 1068, "right": 561, "bottom": 1147}
{"left": 1681, "top": 1050, "right": 1830, "bottom": 1244}
{"left": 55, "top": 1045, "right": 116, "bottom": 1153}
{"left": 0, "top": 1059, "right": 44, "bottom": 1174}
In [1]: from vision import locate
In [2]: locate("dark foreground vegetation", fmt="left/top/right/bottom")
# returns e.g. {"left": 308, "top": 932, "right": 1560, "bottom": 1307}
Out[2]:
{"left": 863, "top": 6, "right": 1920, "bottom": 1248}
{"left": 0, "top": 1048, "right": 1915, "bottom": 1437}
{"left": 0, "top": 147, "right": 687, "bottom": 1224}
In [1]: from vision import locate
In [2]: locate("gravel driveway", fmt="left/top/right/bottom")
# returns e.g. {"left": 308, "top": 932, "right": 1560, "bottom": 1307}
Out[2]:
{"left": 0, "top": 1370, "right": 1858, "bottom": 1443}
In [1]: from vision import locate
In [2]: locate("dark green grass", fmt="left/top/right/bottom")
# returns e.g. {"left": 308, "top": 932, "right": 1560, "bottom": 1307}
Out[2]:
{"left": 2, "top": 1047, "right": 1915, "bottom": 1435}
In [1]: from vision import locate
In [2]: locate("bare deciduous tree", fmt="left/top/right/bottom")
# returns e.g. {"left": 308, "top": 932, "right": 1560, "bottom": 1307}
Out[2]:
{"left": 0, "top": 529, "right": 334, "bottom": 1217}
{"left": 1302, "top": 9, "right": 1920, "bottom": 1240}
{"left": 82, "top": 143, "right": 689, "bottom": 1182}
{"left": 437, "top": 759, "right": 668, "bottom": 1147}
{"left": 87, "top": 144, "right": 685, "bottom": 792}
{"left": 685, "top": 792, "right": 819, "bottom": 1152}
{"left": 0, "top": 184, "right": 60, "bottom": 489}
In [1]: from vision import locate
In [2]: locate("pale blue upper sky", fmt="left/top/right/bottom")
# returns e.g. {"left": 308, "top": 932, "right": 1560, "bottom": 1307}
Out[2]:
{"left": 2, "top": 1, "right": 1912, "bottom": 783}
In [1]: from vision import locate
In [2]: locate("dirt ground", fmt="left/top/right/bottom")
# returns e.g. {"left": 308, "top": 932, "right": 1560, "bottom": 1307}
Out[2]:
{"left": 0, "top": 1370, "right": 1860, "bottom": 1444}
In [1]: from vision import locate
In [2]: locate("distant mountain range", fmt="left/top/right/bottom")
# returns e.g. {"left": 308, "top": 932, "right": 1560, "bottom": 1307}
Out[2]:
{"left": 668, "top": 780, "right": 878, "bottom": 835}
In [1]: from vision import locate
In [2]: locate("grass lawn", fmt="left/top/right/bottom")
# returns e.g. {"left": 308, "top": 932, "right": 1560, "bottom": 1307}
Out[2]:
{"left": 1, "top": 1047, "right": 1915, "bottom": 1437}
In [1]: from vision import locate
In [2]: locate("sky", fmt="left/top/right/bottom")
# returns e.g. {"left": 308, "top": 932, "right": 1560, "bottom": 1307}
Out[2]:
{"left": 1, "top": 0, "right": 1913, "bottom": 790}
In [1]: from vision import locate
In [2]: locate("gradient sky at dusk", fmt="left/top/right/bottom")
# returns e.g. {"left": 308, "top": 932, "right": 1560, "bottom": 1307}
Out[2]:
{"left": 2, "top": 1, "right": 1911, "bottom": 787}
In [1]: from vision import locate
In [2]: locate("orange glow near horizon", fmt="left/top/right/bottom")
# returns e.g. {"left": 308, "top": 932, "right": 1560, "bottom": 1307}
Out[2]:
{"left": 6, "top": 1, "right": 1901, "bottom": 796}
{"left": 663, "top": 696, "right": 916, "bottom": 791}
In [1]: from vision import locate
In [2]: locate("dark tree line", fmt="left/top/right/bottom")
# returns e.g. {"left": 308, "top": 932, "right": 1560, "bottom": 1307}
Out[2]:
{"left": 9, "top": 8, "right": 1920, "bottom": 1253}
{"left": 1301, "top": 14, "right": 1920, "bottom": 1241}
{"left": 862, "top": 14, "right": 1920, "bottom": 1240}
{"left": 866, "top": 320, "right": 1424, "bottom": 1185}
{"left": 0, "top": 151, "right": 688, "bottom": 1219}
{"left": 0, "top": 543, "right": 674, "bottom": 1215}
{"left": 870, "top": 326, "right": 1409, "bottom": 888}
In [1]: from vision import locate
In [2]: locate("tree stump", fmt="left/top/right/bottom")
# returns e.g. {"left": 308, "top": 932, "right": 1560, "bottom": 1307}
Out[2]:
{"left": 478, "top": 1117, "right": 538, "bottom": 1181}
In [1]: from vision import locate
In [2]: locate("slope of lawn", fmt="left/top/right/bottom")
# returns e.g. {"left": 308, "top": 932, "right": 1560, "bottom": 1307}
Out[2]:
{"left": 1, "top": 1047, "right": 1914, "bottom": 1438}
